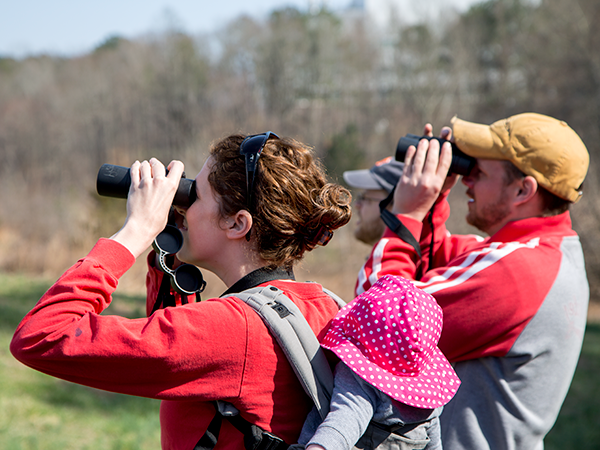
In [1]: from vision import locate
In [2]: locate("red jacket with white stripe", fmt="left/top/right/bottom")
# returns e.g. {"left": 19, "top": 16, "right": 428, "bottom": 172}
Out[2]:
{"left": 356, "top": 194, "right": 585, "bottom": 362}
{"left": 355, "top": 194, "right": 589, "bottom": 449}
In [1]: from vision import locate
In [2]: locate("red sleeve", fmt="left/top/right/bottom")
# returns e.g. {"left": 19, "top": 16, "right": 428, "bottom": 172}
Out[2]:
{"left": 356, "top": 192, "right": 458, "bottom": 295}
{"left": 10, "top": 239, "right": 248, "bottom": 401}
{"left": 355, "top": 214, "right": 423, "bottom": 296}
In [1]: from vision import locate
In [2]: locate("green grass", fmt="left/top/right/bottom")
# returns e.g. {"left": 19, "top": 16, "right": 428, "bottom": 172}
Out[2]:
{"left": 0, "top": 273, "right": 161, "bottom": 449}
{"left": 545, "top": 321, "right": 600, "bottom": 449}
{"left": 1, "top": 272, "right": 599, "bottom": 449}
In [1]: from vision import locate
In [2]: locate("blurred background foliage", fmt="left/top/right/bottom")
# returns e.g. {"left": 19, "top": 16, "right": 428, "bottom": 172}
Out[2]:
{"left": 0, "top": 0, "right": 599, "bottom": 304}
{"left": 2, "top": 1, "right": 600, "bottom": 447}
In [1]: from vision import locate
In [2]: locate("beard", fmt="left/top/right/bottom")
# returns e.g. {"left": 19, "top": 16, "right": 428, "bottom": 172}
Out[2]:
{"left": 466, "top": 192, "right": 512, "bottom": 234}
{"left": 354, "top": 218, "right": 386, "bottom": 246}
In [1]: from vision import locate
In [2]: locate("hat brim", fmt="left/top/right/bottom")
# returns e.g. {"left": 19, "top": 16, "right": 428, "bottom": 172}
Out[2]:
{"left": 322, "top": 312, "right": 461, "bottom": 409}
{"left": 343, "top": 169, "right": 384, "bottom": 190}
{"left": 452, "top": 116, "right": 507, "bottom": 160}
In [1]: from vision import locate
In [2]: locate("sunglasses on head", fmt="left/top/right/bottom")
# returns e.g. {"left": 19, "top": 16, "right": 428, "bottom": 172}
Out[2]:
{"left": 239, "top": 132, "right": 280, "bottom": 211}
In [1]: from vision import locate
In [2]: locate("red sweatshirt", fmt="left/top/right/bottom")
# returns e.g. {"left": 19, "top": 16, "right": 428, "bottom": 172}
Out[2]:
{"left": 10, "top": 238, "right": 340, "bottom": 449}
{"left": 355, "top": 194, "right": 583, "bottom": 362}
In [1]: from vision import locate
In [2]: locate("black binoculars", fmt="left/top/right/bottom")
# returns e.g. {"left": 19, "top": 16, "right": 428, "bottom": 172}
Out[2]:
{"left": 395, "top": 134, "right": 476, "bottom": 176}
{"left": 96, "top": 163, "right": 197, "bottom": 207}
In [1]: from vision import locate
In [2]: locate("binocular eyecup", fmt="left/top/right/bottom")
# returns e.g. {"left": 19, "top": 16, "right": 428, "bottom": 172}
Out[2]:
{"left": 395, "top": 134, "right": 476, "bottom": 176}
{"left": 152, "top": 225, "right": 206, "bottom": 296}
{"left": 96, "top": 163, "right": 197, "bottom": 208}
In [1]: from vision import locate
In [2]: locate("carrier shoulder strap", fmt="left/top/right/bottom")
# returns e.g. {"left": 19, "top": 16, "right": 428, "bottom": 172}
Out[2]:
{"left": 225, "top": 285, "right": 344, "bottom": 420}
{"left": 194, "top": 285, "right": 346, "bottom": 450}
{"left": 319, "top": 287, "right": 347, "bottom": 310}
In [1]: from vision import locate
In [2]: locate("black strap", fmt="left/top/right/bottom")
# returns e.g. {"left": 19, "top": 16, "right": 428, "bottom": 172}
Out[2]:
{"left": 426, "top": 203, "right": 435, "bottom": 273}
{"left": 194, "top": 403, "right": 288, "bottom": 450}
{"left": 152, "top": 262, "right": 292, "bottom": 315}
{"left": 379, "top": 188, "right": 422, "bottom": 258}
{"left": 193, "top": 411, "right": 222, "bottom": 450}
{"left": 151, "top": 257, "right": 177, "bottom": 314}
{"left": 221, "top": 266, "right": 295, "bottom": 297}
{"left": 227, "top": 414, "right": 288, "bottom": 450}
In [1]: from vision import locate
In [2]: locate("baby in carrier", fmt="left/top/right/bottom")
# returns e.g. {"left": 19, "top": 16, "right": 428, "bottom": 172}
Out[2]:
{"left": 293, "top": 275, "right": 460, "bottom": 450}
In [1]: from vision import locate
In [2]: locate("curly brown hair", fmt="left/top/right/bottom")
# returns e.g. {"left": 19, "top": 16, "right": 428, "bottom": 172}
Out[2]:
{"left": 207, "top": 134, "right": 352, "bottom": 269}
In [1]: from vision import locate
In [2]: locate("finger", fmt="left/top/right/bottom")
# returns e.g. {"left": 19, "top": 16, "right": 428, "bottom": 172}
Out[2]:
{"left": 437, "top": 141, "right": 453, "bottom": 176}
{"left": 166, "top": 160, "right": 185, "bottom": 180}
{"left": 150, "top": 158, "right": 166, "bottom": 178}
{"left": 440, "top": 126, "right": 452, "bottom": 141}
{"left": 411, "top": 138, "right": 431, "bottom": 176}
{"left": 130, "top": 160, "right": 141, "bottom": 185}
{"left": 423, "top": 123, "right": 434, "bottom": 137}
{"left": 139, "top": 160, "right": 152, "bottom": 181}
{"left": 402, "top": 145, "right": 417, "bottom": 175}
{"left": 422, "top": 138, "right": 441, "bottom": 174}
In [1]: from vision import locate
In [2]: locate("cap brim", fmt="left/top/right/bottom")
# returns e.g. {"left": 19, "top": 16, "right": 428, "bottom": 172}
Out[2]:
{"left": 452, "top": 116, "right": 505, "bottom": 159}
{"left": 343, "top": 169, "right": 382, "bottom": 190}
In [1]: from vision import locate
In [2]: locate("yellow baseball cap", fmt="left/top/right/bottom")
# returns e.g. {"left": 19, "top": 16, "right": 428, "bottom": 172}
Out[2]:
{"left": 452, "top": 113, "right": 589, "bottom": 203}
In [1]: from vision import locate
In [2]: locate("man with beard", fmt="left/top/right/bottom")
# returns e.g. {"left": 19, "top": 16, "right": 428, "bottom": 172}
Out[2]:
{"left": 343, "top": 157, "right": 404, "bottom": 246}
{"left": 356, "top": 113, "right": 590, "bottom": 450}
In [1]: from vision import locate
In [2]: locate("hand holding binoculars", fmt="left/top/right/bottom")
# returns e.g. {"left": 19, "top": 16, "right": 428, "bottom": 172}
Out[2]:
{"left": 395, "top": 134, "right": 476, "bottom": 176}
{"left": 96, "top": 163, "right": 205, "bottom": 297}
{"left": 96, "top": 163, "right": 197, "bottom": 208}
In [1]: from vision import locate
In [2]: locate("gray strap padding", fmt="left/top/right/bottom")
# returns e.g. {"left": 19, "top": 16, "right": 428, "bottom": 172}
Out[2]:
{"left": 225, "top": 285, "right": 345, "bottom": 420}
{"left": 320, "top": 287, "right": 347, "bottom": 309}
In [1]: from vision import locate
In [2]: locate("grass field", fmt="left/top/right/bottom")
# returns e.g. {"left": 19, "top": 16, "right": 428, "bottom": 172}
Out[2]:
{"left": 1, "top": 272, "right": 599, "bottom": 449}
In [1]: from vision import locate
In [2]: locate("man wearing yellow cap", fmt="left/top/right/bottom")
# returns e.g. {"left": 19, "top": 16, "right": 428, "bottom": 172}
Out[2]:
{"left": 356, "top": 113, "right": 590, "bottom": 450}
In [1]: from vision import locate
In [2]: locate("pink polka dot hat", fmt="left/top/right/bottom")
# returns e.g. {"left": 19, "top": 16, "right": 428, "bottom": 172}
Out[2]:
{"left": 322, "top": 275, "right": 460, "bottom": 409}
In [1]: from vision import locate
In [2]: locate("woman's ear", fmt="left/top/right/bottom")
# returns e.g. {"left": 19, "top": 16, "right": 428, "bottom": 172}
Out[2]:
{"left": 224, "top": 210, "right": 253, "bottom": 240}
{"left": 514, "top": 176, "right": 538, "bottom": 206}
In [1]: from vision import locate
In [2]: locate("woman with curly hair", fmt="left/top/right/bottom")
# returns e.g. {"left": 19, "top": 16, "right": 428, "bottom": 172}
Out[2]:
{"left": 11, "top": 132, "right": 352, "bottom": 449}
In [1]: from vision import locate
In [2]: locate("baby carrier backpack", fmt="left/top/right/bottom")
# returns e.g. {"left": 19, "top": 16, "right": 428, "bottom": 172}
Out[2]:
{"left": 193, "top": 285, "right": 430, "bottom": 450}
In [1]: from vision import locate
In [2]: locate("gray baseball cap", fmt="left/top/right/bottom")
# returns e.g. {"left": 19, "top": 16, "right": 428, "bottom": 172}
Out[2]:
{"left": 343, "top": 157, "right": 404, "bottom": 193}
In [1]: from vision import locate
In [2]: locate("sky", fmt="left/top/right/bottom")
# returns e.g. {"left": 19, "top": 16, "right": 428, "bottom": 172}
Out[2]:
{"left": 0, "top": 0, "right": 480, "bottom": 59}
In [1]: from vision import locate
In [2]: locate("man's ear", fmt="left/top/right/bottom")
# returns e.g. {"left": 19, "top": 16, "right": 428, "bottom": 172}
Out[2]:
{"left": 514, "top": 176, "right": 538, "bottom": 206}
{"left": 224, "top": 210, "right": 253, "bottom": 240}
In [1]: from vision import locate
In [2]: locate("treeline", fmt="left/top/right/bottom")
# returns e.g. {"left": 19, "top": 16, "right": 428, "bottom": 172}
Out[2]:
{"left": 1, "top": 0, "right": 599, "bottom": 299}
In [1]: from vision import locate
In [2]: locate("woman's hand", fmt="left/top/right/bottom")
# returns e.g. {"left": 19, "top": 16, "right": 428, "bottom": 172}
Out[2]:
{"left": 111, "top": 158, "right": 184, "bottom": 258}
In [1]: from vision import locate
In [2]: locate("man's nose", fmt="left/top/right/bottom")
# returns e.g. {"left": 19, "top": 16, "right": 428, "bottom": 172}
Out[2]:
{"left": 461, "top": 175, "right": 474, "bottom": 188}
